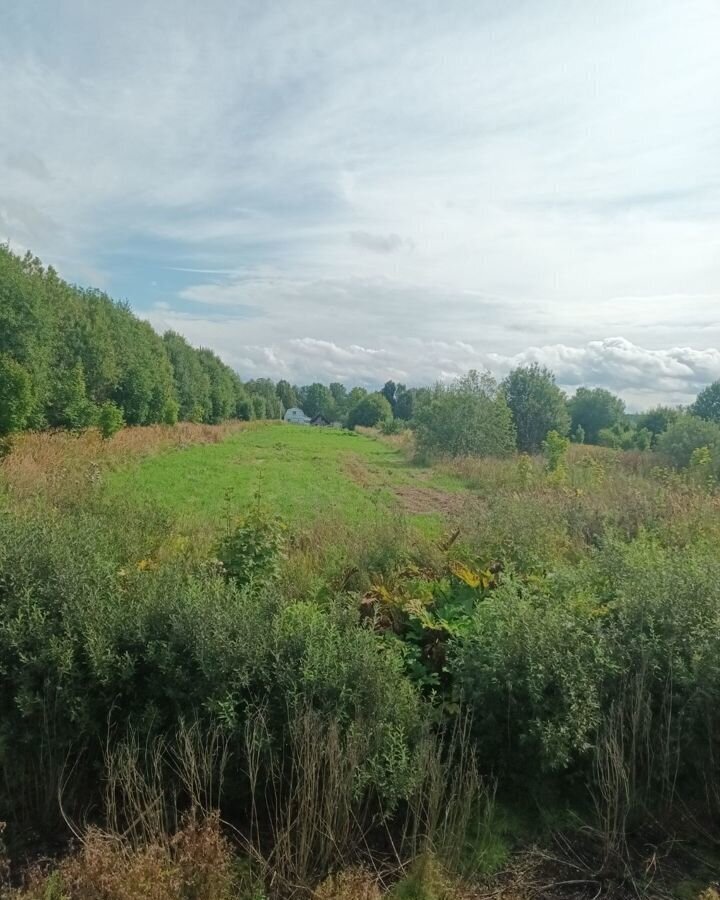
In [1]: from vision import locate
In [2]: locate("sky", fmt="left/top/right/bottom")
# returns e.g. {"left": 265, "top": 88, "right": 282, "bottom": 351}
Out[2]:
{"left": 2, "top": 0, "right": 720, "bottom": 409}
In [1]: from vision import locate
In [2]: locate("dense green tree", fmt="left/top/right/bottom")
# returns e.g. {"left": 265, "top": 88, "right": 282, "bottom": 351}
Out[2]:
{"left": 501, "top": 364, "right": 570, "bottom": 453}
{"left": 60, "top": 290, "right": 123, "bottom": 405}
{"left": 347, "top": 386, "right": 368, "bottom": 406}
{"left": 0, "top": 249, "right": 57, "bottom": 426}
{"left": 0, "top": 246, "right": 250, "bottom": 433}
{"left": 0, "top": 354, "right": 33, "bottom": 435}
{"left": 394, "top": 385, "right": 416, "bottom": 420}
{"left": 347, "top": 393, "right": 392, "bottom": 429}
{"left": 251, "top": 395, "right": 267, "bottom": 419}
{"left": 275, "top": 379, "right": 297, "bottom": 411}
{"left": 407, "top": 387, "right": 433, "bottom": 421}
{"left": 381, "top": 380, "right": 398, "bottom": 412}
{"left": 236, "top": 397, "right": 254, "bottom": 421}
{"left": 567, "top": 387, "right": 625, "bottom": 444}
{"left": 636, "top": 406, "right": 680, "bottom": 440}
{"left": 300, "top": 383, "right": 336, "bottom": 419}
{"left": 328, "top": 383, "right": 349, "bottom": 420}
{"left": 246, "top": 379, "right": 283, "bottom": 418}
{"left": 656, "top": 414, "right": 720, "bottom": 469}
{"left": 414, "top": 370, "right": 516, "bottom": 460}
{"left": 197, "top": 349, "right": 239, "bottom": 423}
{"left": 163, "top": 332, "right": 212, "bottom": 422}
{"left": 691, "top": 382, "right": 720, "bottom": 423}
{"left": 49, "top": 361, "right": 97, "bottom": 430}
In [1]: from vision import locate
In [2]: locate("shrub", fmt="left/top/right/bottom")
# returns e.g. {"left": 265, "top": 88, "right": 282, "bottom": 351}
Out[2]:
{"left": 452, "top": 532, "right": 720, "bottom": 791}
{"left": 414, "top": 371, "right": 515, "bottom": 461}
{"left": 542, "top": 429, "right": 569, "bottom": 472}
{"left": 389, "top": 854, "right": 460, "bottom": 900}
{"left": 0, "top": 503, "right": 421, "bottom": 829}
{"left": 314, "top": 868, "right": 381, "bottom": 900}
{"left": 348, "top": 394, "right": 392, "bottom": 429}
{"left": 161, "top": 398, "right": 179, "bottom": 425}
{"left": 380, "top": 417, "right": 406, "bottom": 436}
{"left": 656, "top": 414, "right": 720, "bottom": 470}
{"left": 9, "top": 816, "right": 242, "bottom": 900}
{"left": 0, "top": 354, "right": 33, "bottom": 435}
{"left": 688, "top": 445, "right": 715, "bottom": 487}
{"left": 453, "top": 573, "right": 607, "bottom": 772}
{"left": 217, "top": 496, "right": 286, "bottom": 588}
{"left": 598, "top": 423, "right": 652, "bottom": 451}
{"left": 97, "top": 401, "right": 125, "bottom": 439}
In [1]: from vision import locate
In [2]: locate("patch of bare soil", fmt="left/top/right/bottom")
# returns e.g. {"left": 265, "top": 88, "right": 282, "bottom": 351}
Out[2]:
{"left": 343, "top": 454, "right": 376, "bottom": 489}
{"left": 343, "top": 453, "right": 465, "bottom": 517}
{"left": 393, "top": 483, "right": 466, "bottom": 516}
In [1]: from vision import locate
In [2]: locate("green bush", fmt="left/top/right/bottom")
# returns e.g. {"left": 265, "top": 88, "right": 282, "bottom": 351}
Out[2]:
{"left": 380, "top": 417, "right": 405, "bottom": 435}
{"left": 161, "top": 397, "right": 179, "bottom": 425}
{"left": 348, "top": 393, "right": 392, "bottom": 429}
{"left": 453, "top": 573, "right": 607, "bottom": 772}
{"left": 217, "top": 497, "right": 286, "bottom": 588}
{"left": 598, "top": 422, "right": 652, "bottom": 450}
{"left": 656, "top": 414, "right": 720, "bottom": 470}
{"left": 542, "top": 429, "right": 569, "bottom": 472}
{"left": 97, "top": 401, "right": 125, "bottom": 439}
{"left": 0, "top": 503, "right": 421, "bottom": 828}
{"left": 451, "top": 533, "right": 720, "bottom": 789}
{"left": 414, "top": 371, "right": 515, "bottom": 461}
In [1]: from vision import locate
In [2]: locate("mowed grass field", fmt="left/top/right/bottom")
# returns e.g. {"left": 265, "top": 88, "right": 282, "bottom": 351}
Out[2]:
{"left": 106, "top": 422, "right": 465, "bottom": 532}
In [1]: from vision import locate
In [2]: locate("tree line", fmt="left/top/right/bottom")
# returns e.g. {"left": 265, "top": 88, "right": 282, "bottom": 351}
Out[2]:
{"left": 397, "top": 363, "right": 720, "bottom": 477}
{"left": 4, "top": 245, "right": 720, "bottom": 473}
{"left": 0, "top": 246, "right": 265, "bottom": 437}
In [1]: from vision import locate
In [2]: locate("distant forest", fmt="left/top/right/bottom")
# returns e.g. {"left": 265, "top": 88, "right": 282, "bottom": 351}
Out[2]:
{"left": 4, "top": 245, "right": 720, "bottom": 469}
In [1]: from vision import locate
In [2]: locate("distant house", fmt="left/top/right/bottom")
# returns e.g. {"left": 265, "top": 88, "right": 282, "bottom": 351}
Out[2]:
{"left": 284, "top": 406, "right": 310, "bottom": 425}
{"left": 310, "top": 413, "right": 331, "bottom": 427}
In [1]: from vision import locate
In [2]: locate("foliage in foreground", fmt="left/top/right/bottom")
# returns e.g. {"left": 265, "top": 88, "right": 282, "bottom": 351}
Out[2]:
{"left": 3, "top": 427, "right": 720, "bottom": 895}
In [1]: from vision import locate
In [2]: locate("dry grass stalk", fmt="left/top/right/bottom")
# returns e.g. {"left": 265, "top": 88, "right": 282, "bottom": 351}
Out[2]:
{"left": 397, "top": 714, "right": 493, "bottom": 881}
{"left": 1, "top": 421, "right": 256, "bottom": 502}
{"left": 102, "top": 720, "right": 229, "bottom": 848}
{"left": 8, "top": 815, "right": 238, "bottom": 900}
{"left": 242, "top": 708, "right": 370, "bottom": 894}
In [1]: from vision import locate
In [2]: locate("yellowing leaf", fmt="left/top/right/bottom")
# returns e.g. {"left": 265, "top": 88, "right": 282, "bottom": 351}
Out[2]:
{"left": 449, "top": 560, "right": 481, "bottom": 588}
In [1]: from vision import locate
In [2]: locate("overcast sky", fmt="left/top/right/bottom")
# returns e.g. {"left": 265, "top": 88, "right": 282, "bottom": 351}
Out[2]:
{"left": 2, "top": 0, "right": 720, "bottom": 408}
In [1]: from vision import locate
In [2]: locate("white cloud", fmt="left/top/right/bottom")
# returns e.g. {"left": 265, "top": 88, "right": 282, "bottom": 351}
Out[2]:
{"left": 143, "top": 293, "right": 720, "bottom": 407}
{"left": 349, "top": 232, "right": 409, "bottom": 254}
{"left": 2, "top": 0, "right": 720, "bottom": 403}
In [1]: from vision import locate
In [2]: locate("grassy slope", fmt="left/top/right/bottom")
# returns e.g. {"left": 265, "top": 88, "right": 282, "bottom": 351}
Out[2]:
{"left": 106, "top": 422, "right": 461, "bottom": 531}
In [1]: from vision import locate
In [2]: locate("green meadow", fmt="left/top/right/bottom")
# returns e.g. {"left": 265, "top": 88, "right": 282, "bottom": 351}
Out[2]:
{"left": 106, "top": 422, "right": 463, "bottom": 531}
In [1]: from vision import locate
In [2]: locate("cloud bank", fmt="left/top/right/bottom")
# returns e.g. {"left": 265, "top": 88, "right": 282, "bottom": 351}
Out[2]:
{"left": 1, "top": 0, "right": 719, "bottom": 406}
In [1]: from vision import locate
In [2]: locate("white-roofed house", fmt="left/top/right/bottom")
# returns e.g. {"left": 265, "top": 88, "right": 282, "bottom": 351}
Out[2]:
{"left": 283, "top": 406, "right": 311, "bottom": 425}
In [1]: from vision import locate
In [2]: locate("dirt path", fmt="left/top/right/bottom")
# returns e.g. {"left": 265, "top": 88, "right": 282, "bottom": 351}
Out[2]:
{"left": 343, "top": 453, "right": 465, "bottom": 517}
{"left": 392, "top": 483, "right": 466, "bottom": 516}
